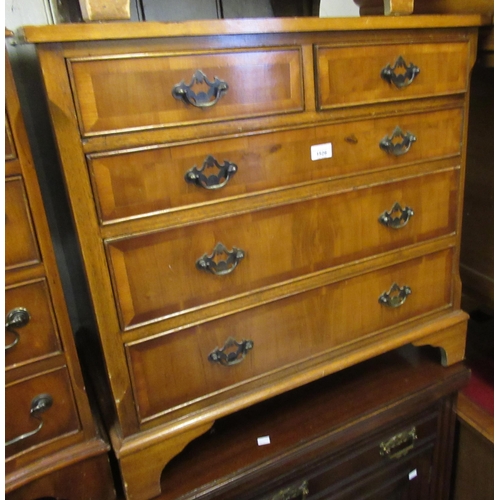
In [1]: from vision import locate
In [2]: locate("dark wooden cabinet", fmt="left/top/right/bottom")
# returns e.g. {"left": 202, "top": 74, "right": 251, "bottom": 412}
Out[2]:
{"left": 155, "top": 346, "right": 469, "bottom": 499}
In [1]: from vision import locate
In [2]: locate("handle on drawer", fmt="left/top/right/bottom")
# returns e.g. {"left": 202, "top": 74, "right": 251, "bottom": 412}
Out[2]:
{"left": 379, "top": 202, "right": 414, "bottom": 229}
{"left": 380, "top": 427, "right": 418, "bottom": 460}
{"left": 196, "top": 242, "right": 245, "bottom": 276}
{"left": 5, "top": 307, "right": 30, "bottom": 350}
{"left": 6, "top": 393, "right": 53, "bottom": 447}
{"left": 379, "top": 283, "right": 412, "bottom": 308}
{"left": 379, "top": 126, "right": 416, "bottom": 156}
{"left": 270, "top": 481, "right": 309, "bottom": 500}
{"left": 381, "top": 56, "right": 420, "bottom": 89}
{"left": 208, "top": 337, "right": 254, "bottom": 366}
{"left": 185, "top": 155, "right": 238, "bottom": 190}
{"left": 172, "top": 70, "right": 229, "bottom": 108}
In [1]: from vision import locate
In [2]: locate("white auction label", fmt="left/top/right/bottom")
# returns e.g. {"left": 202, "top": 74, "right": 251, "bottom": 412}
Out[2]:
{"left": 311, "top": 143, "right": 333, "bottom": 161}
{"left": 257, "top": 436, "right": 271, "bottom": 446}
{"left": 409, "top": 469, "right": 418, "bottom": 481}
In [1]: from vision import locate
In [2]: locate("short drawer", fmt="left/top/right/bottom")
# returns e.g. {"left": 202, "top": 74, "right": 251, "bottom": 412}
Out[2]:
{"left": 68, "top": 48, "right": 304, "bottom": 137}
{"left": 5, "top": 279, "right": 62, "bottom": 369}
{"left": 5, "top": 366, "right": 81, "bottom": 458}
{"left": 127, "top": 249, "right": 453, "bottom": 421}
{"left": 316, "top": 41, "right": 469, "bottom": 109}
{"left": 5, "top": 177, "right": 40, "bottom": 270}
{"left": 89, "top": 107, "right": 462, "bottom": 223}
{"left": 107, "top": 168, "right": 458, "bottom": 329}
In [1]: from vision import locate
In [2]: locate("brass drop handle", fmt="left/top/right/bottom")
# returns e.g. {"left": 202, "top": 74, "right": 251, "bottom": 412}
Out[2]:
{"left": 196, "top": 242, "right": 245, "bottom": 276}
{"left": 185, "top": 155, "right": 238, "bottom": 190}
{"left": 379, "top": 126, "right": 416, "bottom": 156}
{"left": 172, "top": 69, "right": 229, "bottom": 108}
{"left": 379, "top": 283, "right": 412, "bottom": 308}
{"left": 270, "top": 480, "right": 309, "bottom": 500}
{"left": 380, "top": 427, "right": 418, "bottom": 460}
{"left": 208, "top": 337, "right": 254, "bottom": 366}
{"left": 5, "top": 307, "right": 30, "bottom": 350}
{"left": 6, "top": 393, "right": 53, "bottom": 447}
{"left": 379, "top": 202, "right": 414, "bottom": 229}
{"left": 381, "top": 56, "right": 420, "bottom": 89}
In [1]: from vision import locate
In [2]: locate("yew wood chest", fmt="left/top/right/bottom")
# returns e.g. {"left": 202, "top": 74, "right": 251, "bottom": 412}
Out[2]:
{"left": 21, "top": 15, "right": 481, "bottom": 499}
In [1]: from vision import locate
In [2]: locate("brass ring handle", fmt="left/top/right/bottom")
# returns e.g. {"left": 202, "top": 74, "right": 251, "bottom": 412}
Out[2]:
{"left": 6, "top": 393, "right": 53, "bottom": 447}
{"left": 379, "top": 202, "right": 414, "bottom": 229}
{"left": 271, "top": 481, "right": 309, "bottom": 500}
{"left": 172, "top": 70, "right": 229, "bottom": 108}
{"left": 379, "top": 126, "right": 416, "bottom": 156}
{"left": 208, "top": 337, "right": 254, "bottom": 366}
{"left": 381, "top": 56, "right": 420, "bottom": 89}
{"left": 5, "top": 307, "right": 30, "bottom": 351}
{"left": 379, "top": 283, "right": 412, "bottom": 308}
{"left": 380, "top": 427, "right": 418, "bottom": 460}
{"left": 196, "top": 242, "right": 245, "bottom": 276}
{"left": 185, "top": 155, "right": 238, "bottom": 190}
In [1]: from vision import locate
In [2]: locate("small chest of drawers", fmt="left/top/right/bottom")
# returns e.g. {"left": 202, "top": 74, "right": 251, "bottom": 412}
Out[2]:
{"left": 21, "top": 15, "right": 481, "bottom": 499}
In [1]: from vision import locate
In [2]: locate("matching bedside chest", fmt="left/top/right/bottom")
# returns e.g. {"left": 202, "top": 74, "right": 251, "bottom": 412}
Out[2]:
{"left": 20, "top": 15, "right": 481, "bottom": 499}
{"left": 5, "top": 40, "right": 115, "bottom": 499}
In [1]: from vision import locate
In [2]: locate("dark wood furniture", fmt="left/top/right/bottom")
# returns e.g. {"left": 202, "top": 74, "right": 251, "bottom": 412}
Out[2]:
{"left": 21, "top": 15, "right": 482, "bottom": 498}
{"left": 155, "top": 346, "right": 469, "bottom": 499}
{"left": 5, "top": 35, "right": 115, "bottom": 499}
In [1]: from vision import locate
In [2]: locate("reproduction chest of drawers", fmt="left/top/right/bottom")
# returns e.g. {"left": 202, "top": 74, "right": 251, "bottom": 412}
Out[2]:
{"left": 21, "top": 15, "right": 481, "bottom": 499}
{"left": 5, "top": 38, "right": 115, "bottom": 498}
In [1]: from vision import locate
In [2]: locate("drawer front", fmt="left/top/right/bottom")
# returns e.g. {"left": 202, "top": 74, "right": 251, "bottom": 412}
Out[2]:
{"left": 316, "top": 41, "right": 469, "bottom": 109}
{"left": 5, "top": 367, "right": 81, "bottom": 458}
{"left": 5, "top": 177, "right": 40, "bottom": 270}
{"left": 5, "top": 279, "right": 62, "bottom": 369}
{"left": 5, "top": 113, "right": 16, "bottom": 161}
{"left": 68, "top": 48, "right": 304, "bottom": 137}
{"left": 256, "top": 414, "right": 437, "bottom": 500}
{"left": 89, "top": 107, "right": 462, "bottom": 223}
{"left": 108, "top": 168, "right": 458, "bottom": 329}
{"left": 127, "top": 249, "right": 453, "bottom": 421}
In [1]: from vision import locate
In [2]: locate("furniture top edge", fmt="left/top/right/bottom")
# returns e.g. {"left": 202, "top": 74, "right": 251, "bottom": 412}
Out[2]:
{"left": 18, "top": 14, "right": 488, "bottom": 44}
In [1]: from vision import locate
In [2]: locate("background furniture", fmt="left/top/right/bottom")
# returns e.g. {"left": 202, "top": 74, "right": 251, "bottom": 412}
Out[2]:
{"left": 5, "top": 33, "right": 116, "bottom": 500}
{"left": 21, "top": 15, "right": 481, "bottom": 499}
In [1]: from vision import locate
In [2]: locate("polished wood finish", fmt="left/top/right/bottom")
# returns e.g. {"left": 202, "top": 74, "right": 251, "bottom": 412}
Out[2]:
{"left": 5, "top": 47, "right": 115, "bottom": 497}
{"left": 89, "top": 107, "right": 462, "bottom": 224}
{"left": 24, "top": 17, "right": 479, "bottom": 499}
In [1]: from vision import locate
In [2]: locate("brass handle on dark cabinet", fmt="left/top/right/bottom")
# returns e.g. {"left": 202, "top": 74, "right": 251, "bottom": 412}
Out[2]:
{"left": 379, "top": 202, "right": 414, "bottom": 229}
{"left": 6, "top": 393, "right": 53, "bottom": 446}
{"left": 270, "top": 480, "right": 309, "bottom": 500}
{"left": 379, "top": 283, "right": 412, "bottom": 308}
{"left": 379, "top": 126, "right": 416, "bottom": 156}
{"left": 196, "top": 242, "right": 245, "bottom": 276}
{"left": 380, "top": 427, "right": 418, "bottom": 460}
{"left": 381, "top": 56, "right": 420, "bottom": 89}
{"left": 185, "top": 155, "right": 238, "bottom": 190}
{"left": 172, "top": 70, "right": 229, "bottom": 108}
{"left": 208, "top": 337, "right": 254, "bottom": 366}
{"left": 5, "top": 307, "right": 30, "bottom": 350}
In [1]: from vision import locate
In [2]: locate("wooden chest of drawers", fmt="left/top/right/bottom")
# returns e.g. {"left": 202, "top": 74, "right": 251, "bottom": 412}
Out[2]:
{"left": 21, "top": 15, "right": 481, "bottom": 499}
{"left": 5, "top": 42, "right": 115, "bottom": 498}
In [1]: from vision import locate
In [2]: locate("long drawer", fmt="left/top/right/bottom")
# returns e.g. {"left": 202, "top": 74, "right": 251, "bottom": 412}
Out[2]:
{"left": 67, "top": 48, "right": 304, "bottom": 137}
{"left": 5, "top": 366, "right": 81, "bottom": 458}
{"left": 5, "top": 279, "right": 62, "bottom": 368}
{"left": 316, "top": 41, "right": 469, "bottom": 109}
{"left": 107, "top": 168, "right": 458, "bottom": 329}
{"left": 127, "top": 248, "right": 453, "bottom": 422}
{"left": 88, "top": 107, "right": 463, "bottom": 223}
